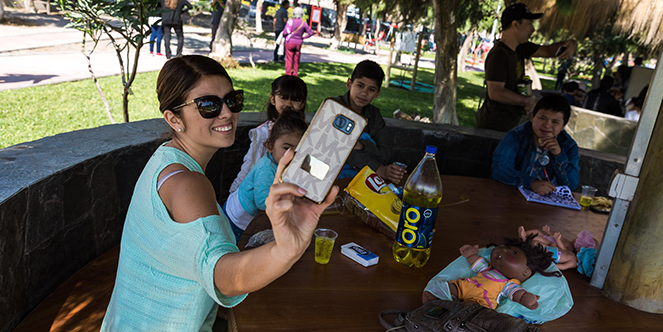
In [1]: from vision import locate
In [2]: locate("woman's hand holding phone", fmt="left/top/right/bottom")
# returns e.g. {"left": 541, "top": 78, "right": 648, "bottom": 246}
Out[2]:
{"left": 266, "top": 149, "right": 339, "bottom": 261}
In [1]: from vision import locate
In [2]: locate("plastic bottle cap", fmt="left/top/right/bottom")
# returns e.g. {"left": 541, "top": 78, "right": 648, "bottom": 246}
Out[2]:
{"left": 425, "top": 145, "right": 437, "bottom": 154}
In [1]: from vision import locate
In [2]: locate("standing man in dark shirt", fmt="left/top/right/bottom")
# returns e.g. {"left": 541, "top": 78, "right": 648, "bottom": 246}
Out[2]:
{"left": 273, "top": 1, "right": 289, "bottom": 62}
{"left": 476, "top": 3, "right": 578, "bottom": 132}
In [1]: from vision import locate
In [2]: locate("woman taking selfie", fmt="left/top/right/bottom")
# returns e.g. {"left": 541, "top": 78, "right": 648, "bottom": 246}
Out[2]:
{"left": 100, "top": 55, "right": 338, "bottom": 331}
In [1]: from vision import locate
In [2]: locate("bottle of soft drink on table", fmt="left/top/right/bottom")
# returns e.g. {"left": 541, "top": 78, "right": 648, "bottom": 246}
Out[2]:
{"left": 392, "top": 145, "right": 443, "bottom": 268}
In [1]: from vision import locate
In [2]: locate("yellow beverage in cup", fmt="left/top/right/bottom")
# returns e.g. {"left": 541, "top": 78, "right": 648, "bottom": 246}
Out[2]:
{"left": 315, "top": 236, "right": 335, "bottom": 264}
{"left": 580, "top": 196, "right": 593, "bottom": 207}
{"left": 314, "top": 228, "right": 337, "bottom": 264}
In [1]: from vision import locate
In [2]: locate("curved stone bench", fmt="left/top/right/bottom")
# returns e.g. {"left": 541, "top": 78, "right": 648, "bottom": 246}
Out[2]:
{"left": 0, "top": 113, "right": 626, "bottom": 332}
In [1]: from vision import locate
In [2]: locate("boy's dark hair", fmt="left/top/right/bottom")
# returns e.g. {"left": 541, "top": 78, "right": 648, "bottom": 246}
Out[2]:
{"left": 599, "top": 75, "right": 614, "bottom": 91}
{"left": 504, "top": 234, "right": 562, "bottom": 278}
{"left": 531, "top": 94, "right": 572, "bottom": 125}
{"left": 561, "top": 81, "right": 579, "bottom": 93}
{"left": 350, "top": 60, "right": 384, "bottom": 87}
{"left": 265, "top": 75, "right": 308, "bottom": 122}
{"left": 280, "top": 0, "right": 289, "bottom": 8}
{"left": 265, "top": 110, "right": 308, "bottom": 149}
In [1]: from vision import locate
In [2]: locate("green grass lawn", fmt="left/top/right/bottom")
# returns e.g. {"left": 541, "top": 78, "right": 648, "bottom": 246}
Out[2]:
{"left": 0, "top": 61, "right": 488, "bottom": 149}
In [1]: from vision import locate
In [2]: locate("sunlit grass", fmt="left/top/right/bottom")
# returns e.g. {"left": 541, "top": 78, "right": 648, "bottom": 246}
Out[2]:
{"left": 1, "top": 61, "right": 486, "bottom": 149}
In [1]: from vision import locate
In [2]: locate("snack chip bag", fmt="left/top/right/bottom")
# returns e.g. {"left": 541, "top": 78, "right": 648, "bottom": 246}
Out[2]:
{"left": 344, "top": 166, "right": 401, "bottom": 233}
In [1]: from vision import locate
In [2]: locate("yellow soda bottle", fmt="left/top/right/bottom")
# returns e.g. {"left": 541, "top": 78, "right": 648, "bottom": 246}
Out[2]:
{"left": 392, "top": 146, "right": 443, "bottom": 268}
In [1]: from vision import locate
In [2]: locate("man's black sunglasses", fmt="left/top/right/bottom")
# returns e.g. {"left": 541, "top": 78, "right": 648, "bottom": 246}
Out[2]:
{"left": 173, "top": 89, "right": 244, "bottom": 118}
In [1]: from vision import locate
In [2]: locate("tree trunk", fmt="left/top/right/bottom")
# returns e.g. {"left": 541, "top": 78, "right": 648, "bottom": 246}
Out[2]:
{"left": 24, "top": 0, "right": 36, "bottom": 13}
{"left": 211, "top": 0, "right": 241, "bottom": 60}
{"left": 591, "top": 56, "right": 605, "bottom": 89}
{"left": 0, "top": 1, "right": 5, "bottom": 22}
{"left": 330, "top": 1, "right": 348, "bottom": 50}
{"left": 432, "top": 0, "right": 458, "bottom": 125}
{"left": 256, "top": 0, "right": 263, "bottom": 33}
{"left": 457, "top": 26, "right": 475, "bottom": 73}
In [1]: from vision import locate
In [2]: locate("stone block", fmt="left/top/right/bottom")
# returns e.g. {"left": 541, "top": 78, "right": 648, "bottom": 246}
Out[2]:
{"left": 63, "top": 164, "right": 92, "bottom": 226}
{"left": 26, "top": 174, "right": 64, "bottom": 252}
{"left": 575, "top": 111, "right": 595, "bottom": 130}
{"left": 26, "top": 217, "right": 96, "bottom": 308}
{"left": 0, "top": 193, "right": 28, "bottom": 331}
{"left": 573, "top": 127, "right": 597, "bottom": 149}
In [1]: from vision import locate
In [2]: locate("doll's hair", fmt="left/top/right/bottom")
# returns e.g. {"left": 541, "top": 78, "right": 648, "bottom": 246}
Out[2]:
{"left": 503, "top": 234, "right": 562, "bottom": 278}
{"left": 265, "top": 75, "right": 308, "bottom": 122}
{"left": 265, "top": 110, "right": 308, "bottom": 150}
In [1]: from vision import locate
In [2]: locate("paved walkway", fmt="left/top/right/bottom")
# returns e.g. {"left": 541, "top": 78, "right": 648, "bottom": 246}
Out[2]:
{"left": 0, "top": 9, "right": 436, "bottom": 92}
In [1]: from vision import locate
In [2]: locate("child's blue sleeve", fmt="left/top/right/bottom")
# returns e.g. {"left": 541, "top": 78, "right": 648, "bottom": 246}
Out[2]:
{"left": 490, "top": 132, "right": 537, "bottom": 188}
{"left": 252, "top": 164, "right": 277, "bottom": 212}
{"left": 551, "top": 140, "right": 580, "bottom": 190}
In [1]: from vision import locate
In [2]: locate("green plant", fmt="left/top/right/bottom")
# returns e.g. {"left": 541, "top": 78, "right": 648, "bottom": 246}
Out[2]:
{"left": 56, "top": 0, "right": 162, "bottom": 123}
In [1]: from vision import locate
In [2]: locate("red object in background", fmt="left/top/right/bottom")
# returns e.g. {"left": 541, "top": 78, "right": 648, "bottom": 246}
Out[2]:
{"left": 309, "top": 6, "right": 322, "bottom": 37}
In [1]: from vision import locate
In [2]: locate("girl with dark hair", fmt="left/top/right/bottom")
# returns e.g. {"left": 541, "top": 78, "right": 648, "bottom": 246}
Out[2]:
{"left": 229, "top": 75, "right": 308, "bottom": 193}
{"left": 100, "top": 55, "right": 336, "bottom": 331}
{"left": 225, "top": 110, "right": 308, "bottom": 241}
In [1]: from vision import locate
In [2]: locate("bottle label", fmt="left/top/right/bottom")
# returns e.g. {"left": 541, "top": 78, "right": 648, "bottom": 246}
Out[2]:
{"left": 396, "top": 201, "right": 438, "bottom": 249}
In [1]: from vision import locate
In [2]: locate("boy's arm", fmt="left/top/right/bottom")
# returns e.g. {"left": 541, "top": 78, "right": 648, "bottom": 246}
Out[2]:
{"left": 346, "top": 109, "right": 389, "bottom": 172}
{"left": 490, "top": 131, "right": 538, "bottom": 189}
{"left": 550, "top": 137, "right": 580, "bottom": 190}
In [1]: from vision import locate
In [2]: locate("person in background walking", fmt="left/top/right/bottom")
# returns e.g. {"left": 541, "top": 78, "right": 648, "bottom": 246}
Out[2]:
{"left": 162, "top": 0, "right": 192, "bottom": 59}
{"left": 149, "top": 14, "right": 164, "bottom": 56}
{"left": 210, "top": 0, "right": 226, "bottom": 50}
{"left": 273, "top": 1, "right": 289, "bottom": 62}
{"left": 283, "top": 7, "right": 313, "bottom": 76}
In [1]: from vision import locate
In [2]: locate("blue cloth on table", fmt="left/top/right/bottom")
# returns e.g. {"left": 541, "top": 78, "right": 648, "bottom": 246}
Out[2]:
{"left": 576, "top": 247, "right": 597, "bottom": 278}
{"left": 424, "top": 247, "right": 573, "bottom": 324}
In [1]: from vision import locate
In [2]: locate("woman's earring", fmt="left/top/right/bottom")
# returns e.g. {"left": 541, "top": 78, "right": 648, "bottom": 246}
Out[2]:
{"left": 177, "top": 128, "right": 182, "bottom": 132}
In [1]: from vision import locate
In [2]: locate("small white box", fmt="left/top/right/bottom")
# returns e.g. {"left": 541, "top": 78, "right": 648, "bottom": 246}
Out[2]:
{"left": 341, "top": 242, "right": 379, "bottom": 267}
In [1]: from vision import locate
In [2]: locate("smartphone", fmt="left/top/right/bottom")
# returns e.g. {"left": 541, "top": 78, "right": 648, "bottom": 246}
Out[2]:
{"left": 281, "top": 98, "right": 367, "bottom": 203}
{"left": 555, "top": 46, "right": 567, "bottom": 57}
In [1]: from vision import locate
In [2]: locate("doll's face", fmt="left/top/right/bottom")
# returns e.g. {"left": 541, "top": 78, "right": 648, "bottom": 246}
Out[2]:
{"left": 490, "top": 245, "right": 532, "bottom": 282}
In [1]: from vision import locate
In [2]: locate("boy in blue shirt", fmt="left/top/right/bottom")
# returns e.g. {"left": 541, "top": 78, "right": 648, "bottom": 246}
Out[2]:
{"left": 491, "top": 94, "right": 579, "bottom": 195}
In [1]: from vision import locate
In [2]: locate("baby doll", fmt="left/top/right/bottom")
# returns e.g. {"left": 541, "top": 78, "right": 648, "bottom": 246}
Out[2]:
{"left": 423, "top": 235, "right": 561, "bottom": 310}
{"left": 518, "top": 225, "right": 597, "bottom": 274}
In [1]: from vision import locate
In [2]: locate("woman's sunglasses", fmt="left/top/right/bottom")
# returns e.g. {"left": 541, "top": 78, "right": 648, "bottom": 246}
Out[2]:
{"left": 173, "top": 89, "right": 244, "bottom": 118}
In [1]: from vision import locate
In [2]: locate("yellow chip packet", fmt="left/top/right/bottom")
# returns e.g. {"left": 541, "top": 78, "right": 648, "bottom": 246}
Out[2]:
{"left": 344, "top": 166, "right": 401, "bottom": 232}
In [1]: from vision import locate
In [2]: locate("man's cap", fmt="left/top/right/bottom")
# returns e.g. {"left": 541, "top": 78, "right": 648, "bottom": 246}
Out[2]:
{"left": 501, "top": 3, "right": 543, "bottom": 27}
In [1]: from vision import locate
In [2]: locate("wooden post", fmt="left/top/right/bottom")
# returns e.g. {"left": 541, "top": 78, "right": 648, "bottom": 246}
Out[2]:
{"left": 603, "top": 102, "right": 663, "bottom": 313}
{"left": 409, "top": 29, "right": 424, "bottom": 91}
{"left": 384, "top": 34, "right": 395, "bottom": 89}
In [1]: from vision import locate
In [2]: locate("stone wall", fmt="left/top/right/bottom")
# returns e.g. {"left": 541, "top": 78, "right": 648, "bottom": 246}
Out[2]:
{"left": 0, "top": 113, "right": 626, "bottom": 332}
{"left": 565, "top": 106, "right": 637, "bottom": 157}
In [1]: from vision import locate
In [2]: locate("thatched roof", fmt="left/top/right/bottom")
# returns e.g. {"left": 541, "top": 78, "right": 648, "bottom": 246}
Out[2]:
{"left": 520, "top": 0, "right": 663, "bottom": 47}
{"left": 615, "top": 0, "right": 663, "bottom": 46}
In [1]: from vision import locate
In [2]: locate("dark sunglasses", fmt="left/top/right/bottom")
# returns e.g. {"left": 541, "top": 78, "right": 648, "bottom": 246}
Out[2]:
{"left": 173, "top": 89, "right": 244, "bottom": 118}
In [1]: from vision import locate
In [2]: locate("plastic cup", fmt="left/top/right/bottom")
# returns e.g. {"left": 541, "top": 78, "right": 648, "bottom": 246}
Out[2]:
{"left": 580, "top": 185, "right": 597, "bottom": 208}
{"left": 314, "top": 229, "right": 338, "bottom": 264}
{"left": 393, "top": 162, "right": 408, "bottom": 170}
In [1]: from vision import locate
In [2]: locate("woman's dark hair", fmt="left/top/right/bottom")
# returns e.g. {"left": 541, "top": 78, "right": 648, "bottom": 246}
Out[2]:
{"left": 265, "top": 110, "right": 308, "bottom": 149}
{"left": 531, "top": 94, "right": 572, "bottom": 125}
{"left": 156, "top": 55, "right": 232, "bottom": 115}
{"left": 503, "top": 235, "right": 562, "bottom": 278}
{"left": 633, "top": 85, "right": 649, "bottom": 109}
{"left": 265, "top": 75, "right": 308, "bottom": 122}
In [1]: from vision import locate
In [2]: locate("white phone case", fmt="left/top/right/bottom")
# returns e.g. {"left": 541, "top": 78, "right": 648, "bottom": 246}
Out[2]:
{"left": 281, "top": 98, "right": 367, "bottom": 203}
